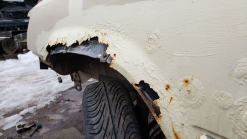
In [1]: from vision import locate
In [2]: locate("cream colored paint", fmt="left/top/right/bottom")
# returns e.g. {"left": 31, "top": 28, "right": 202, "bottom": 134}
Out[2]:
{"left": 27, "top": 0, "right": 247, "bottom": 138}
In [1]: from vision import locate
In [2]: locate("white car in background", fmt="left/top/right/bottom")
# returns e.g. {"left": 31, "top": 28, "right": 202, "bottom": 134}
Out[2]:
{"left": 27, "top": 0, "right": 247, "bottom": 139}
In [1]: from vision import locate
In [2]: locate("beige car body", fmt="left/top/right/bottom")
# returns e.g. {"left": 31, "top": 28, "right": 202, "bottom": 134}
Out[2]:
{"left": 27, "top": 0, "right": 247, "bottom": 138}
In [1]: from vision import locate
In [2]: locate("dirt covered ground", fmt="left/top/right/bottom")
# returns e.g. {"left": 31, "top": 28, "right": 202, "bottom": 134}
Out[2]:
{"left": 1, "top": 80, "right": 96, "bottom": 139}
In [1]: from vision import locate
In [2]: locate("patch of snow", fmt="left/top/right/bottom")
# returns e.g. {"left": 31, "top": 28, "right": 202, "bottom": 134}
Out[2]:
{"left": 38, "top": 127, "right": 50, "bottom": 135}
{"left": 0, "top": 51, "right": 74, "bottom": 130}
{"left": 0, "top": 114, "right": 23, "bottom": 130}
{"left": 0, "top": 132, "right": 2, "bottom": 136}
{"left": 19, "top": 106, "right": 37, "bottom": 116}
{"left": 57, "top": 109, "right": 66, "bottom": 114}
{"left": 88, "top": 78, "right": 94, "bottom": 82}
{"left": 68, "top": 108, "right": 80, "bottom": 114}
{"left": 48, "top": 114, "right": 63, "bottom": 120}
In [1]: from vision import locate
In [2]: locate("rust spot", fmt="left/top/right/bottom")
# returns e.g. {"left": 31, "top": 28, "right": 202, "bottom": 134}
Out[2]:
{"left": 110, "top": 63, "right": 114, "bottom": 68}
{"left": 110, "top": 58, "right": 115, "bottom": 68}
{"left": 110, "top": 54, "right": 116, "bottom": 68}
{"left": 181, "top": 124, "right": 184, "bottom": 126}
{"left": 152, "top": 112, "right": 163, "bottom": 121}
{"left": 169, "top": 97, "right": 173, "bottom": 104}
{"left": 165, "top": 84, "right": 170, "bottom": 91}
{"left": 110, "top": 53, "right": 116, "bottom": 61}
{"left": 183, "top": 78, "right": 190, "bottom": 86}
{"left": 154, "top": 100, "right": 158, "bottom": 106}
{"left": 172, "top": 124, "right": 180, "bottom": 139}
{"left": 101, "top": 32, "right": 107, "bottom": 37}
{"left": 132, "top": 83, "right": 140, "bottom": 90}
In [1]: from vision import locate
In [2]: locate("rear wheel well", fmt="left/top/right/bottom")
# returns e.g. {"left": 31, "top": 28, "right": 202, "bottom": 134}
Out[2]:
{"left": 50, "top": 53, "right": 124, "bottom": 80}
{"left": 45, "top": 39, "right": 165, "bottom": 139}
{"left": 46, "top": 38, "right": 123, "bottom": 81}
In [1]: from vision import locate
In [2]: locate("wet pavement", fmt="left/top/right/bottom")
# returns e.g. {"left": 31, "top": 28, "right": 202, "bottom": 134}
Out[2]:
{"left": 0, "top": 80, "right": 97, "bottom": 139}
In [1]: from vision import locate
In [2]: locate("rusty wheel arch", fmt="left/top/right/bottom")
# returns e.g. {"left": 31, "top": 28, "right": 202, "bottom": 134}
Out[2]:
{"left": 42, "top": 38, "right": 165, "bottom": 138}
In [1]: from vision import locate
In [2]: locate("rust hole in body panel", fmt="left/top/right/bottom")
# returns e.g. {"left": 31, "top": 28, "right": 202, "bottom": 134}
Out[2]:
{"left": 99, "top": 39, "right": 108, "bottom": 45}
{"left": 152, "top": 112, "right": 163, "bottom": 121}
{"left": 165, "top": 84, "right": 170, "bottom": 91}
{"left": 132, "top": 82, "right": 161, "bottom": 116}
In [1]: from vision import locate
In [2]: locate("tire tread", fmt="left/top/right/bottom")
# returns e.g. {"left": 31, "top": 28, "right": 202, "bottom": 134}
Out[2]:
{"left": 83, "top": 81, "right": 142, "bottom": 139}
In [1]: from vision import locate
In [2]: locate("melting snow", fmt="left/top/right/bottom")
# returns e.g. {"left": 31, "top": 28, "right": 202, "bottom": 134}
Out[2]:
{"left": 0, "top": 114, "right": 23, "bottom": 130}
{"left": 0, "top": 51, "right": 74, "bottom": 130}
{"left": 19, "top": 106, "right": 37, "bottom": 116}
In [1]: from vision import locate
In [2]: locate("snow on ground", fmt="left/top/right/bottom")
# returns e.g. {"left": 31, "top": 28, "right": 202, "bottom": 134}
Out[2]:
{"left": 0, "top": 51, "right": 74, "bottom": 130}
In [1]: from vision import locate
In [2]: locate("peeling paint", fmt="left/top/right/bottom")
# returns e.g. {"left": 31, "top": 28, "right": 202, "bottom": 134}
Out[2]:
{"left": 175, "top": 77, "right": 206, "bottom": 109}
{"left": 229, "top": 97, "right": 247, "bottom": 139}
{"left": 133, "top": 83, "right": 163, "bottom": 121}
{"left": 153, "top": 99, "right": 158, "bottom": 106}
{"left": 231, "top": 58, "right": 247, "bottom": 90}
{"left": 109, "top": 53, "right": 116, "bottom": 68}
{"left": 144, "top": 30, "right": 161, "bottom": 53}
{"left": 214, "top": 91, "right": 234, "bottom": 110}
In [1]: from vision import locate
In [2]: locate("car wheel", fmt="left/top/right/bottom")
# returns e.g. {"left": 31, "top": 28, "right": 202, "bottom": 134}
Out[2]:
{"left": 83, "top": 80, "right": 142, "bottom": 139}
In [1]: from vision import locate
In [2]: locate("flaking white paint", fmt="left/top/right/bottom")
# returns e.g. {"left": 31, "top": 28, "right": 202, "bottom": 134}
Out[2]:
{"left": 27, "top": 0, "right": 247, "bottom": 138}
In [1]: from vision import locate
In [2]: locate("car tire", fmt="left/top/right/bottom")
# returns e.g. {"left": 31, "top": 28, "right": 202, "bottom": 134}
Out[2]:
{"left": 83, "top": 80, "right": 142, "bottom": 139}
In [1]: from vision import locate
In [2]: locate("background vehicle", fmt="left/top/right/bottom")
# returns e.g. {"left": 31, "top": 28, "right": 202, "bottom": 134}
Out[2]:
{"left": 0, "top": 0, "right": 38, "bottom": 59}
{"left": 27, "top": 0, "right": 247, "bottom": 138}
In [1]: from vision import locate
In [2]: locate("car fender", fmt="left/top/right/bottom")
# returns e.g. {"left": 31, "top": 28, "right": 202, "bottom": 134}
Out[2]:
{"left": 28, "top": 0, "right": 247, "bottom": 138}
